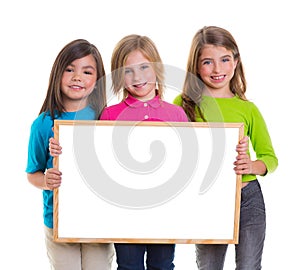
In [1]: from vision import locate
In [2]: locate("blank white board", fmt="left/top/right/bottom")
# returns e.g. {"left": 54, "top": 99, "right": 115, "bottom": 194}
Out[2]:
{"left": 53, "top": 120, "right": 243, "bottom": 244}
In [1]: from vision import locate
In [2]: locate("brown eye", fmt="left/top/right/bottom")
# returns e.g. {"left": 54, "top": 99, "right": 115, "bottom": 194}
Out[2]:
{"left": 84, "top": 71, "right": 93, "bottom": 75}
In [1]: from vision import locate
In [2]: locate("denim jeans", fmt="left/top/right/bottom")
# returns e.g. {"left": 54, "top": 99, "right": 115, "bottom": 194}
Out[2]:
{"left": 114, "top": 243, "right": 175, "bottom": 270}
{"left": 196, "top": 180, "right": 266, "bottom": 270}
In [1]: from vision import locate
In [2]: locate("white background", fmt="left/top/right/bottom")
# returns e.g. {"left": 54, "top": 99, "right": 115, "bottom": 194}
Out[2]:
{"left": 0, "top": 0, "right": 298, "bottom": 269}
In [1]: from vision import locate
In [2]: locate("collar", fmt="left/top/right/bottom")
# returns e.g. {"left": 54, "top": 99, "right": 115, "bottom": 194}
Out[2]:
{"left": 124, "top": 94, "right": 161, "bottom": 108}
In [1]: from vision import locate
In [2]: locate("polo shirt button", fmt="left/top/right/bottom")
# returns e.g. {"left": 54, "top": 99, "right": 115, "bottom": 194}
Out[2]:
{"left": 144, "top": 103, "right": 148, "bottom": 107}
{"left": 144, "top": 115, "right": 149, "bottom": 119}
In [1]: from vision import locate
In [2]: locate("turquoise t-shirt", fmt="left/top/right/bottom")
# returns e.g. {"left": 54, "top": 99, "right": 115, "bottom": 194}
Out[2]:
{"left": 173, "top": 95, "right": 278, "bottom": 182}
{"left": 26, "top": 106, "right": 95, "bottom": 228}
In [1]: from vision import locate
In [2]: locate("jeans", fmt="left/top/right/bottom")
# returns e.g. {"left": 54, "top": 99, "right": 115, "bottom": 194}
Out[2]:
{"left": 196, "top": 180, "right": 266, "bottom": 270}
{"left": 115, "top": 243, "right": 175, "bottom": 270}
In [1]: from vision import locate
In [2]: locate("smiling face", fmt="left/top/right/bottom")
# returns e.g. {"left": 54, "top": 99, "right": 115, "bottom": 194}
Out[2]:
{"left": 197, "top": 44, "right": 238, "bottom": 98}
{"left": 124, "top": 50, "right": 157, "bottom": 101}
{"left": 61, "top": 54, "right": 97, "bottom": 111}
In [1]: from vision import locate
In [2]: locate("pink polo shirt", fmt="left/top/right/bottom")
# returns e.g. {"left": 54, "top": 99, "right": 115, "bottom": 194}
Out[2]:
{"left": 100, "top": 94, "right": 188, "bottom": 122}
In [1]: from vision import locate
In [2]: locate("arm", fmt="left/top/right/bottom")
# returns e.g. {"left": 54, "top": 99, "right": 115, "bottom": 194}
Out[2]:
{"left": 27, "top": 168, "right": 62, "bottom": 190}
{"left": 234, "top": 155, "right": 267, "bottom": 176}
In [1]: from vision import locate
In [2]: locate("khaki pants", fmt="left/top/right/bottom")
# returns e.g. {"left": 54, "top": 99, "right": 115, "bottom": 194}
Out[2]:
{"left": 44, "top": 226, "right": 114, "bottom": 270}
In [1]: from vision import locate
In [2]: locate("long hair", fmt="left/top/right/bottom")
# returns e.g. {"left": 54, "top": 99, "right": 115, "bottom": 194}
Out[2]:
{"left": 39, "top": 39, "right": 106, "bottom": 119}
{"left": 111, "top": 34, "right": 164, "bottom": 100}
{"left": 182, "top": 26, "right": 247, "bottom": 121}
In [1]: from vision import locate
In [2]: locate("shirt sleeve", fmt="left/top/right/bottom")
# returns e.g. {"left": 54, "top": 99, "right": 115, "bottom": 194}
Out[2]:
{"left": 249, "top": 103, "right": 278, "bottom": 174}
{"left": 26, "top": 117, "right": 53, "bottom": 173}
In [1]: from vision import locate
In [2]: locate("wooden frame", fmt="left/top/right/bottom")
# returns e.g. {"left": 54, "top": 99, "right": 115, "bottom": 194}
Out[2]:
{"left": 53, "top": 120, "right": 243, "bottom": 244}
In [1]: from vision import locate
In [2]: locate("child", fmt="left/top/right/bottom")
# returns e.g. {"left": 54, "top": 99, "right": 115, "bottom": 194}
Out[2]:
{"left": 100, "top": 34, "right": 188, "bottom": 270}
{"left": 173, "top": 26, "right": 278, "bottom": 270}
{"left": 26, "top": 39, "right": 114, "bottom": 270}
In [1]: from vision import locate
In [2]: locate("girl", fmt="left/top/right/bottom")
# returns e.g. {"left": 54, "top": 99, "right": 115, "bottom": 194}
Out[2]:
{"left": 26, "top": 39, "right": 114, "bottom": 270}
{"left": 174, "top": 26, "right": 278, "bottom": 270}
{"left": 100, "top": 34, "right": 188, "bottom": 270}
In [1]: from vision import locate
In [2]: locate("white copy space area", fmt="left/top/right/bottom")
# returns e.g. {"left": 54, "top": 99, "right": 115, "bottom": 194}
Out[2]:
{"left": 55, "top": 121, "right": 243, "bottom": 243}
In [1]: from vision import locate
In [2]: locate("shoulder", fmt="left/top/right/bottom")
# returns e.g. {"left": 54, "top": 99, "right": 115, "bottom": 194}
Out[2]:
{"left": 218, "top": 96, "right": 260, "bottom": 111}
{"left": 31, "top": 112, "right": 53, "bottom": 131}
{"left": 227, "top": 97, "right": 266, "bottom": 124}
{"left": 160, "top": 100, "right": 188, "bottom": 122}
{"left": 161, "top": 100, "right": 183, "bottom": 110}
{"left": 235, "top": 97, "right": 261, "bottom": 113}
{"left": 100, "top": 102, "right": 127, "bottom": 120}
{"left": 173, "top": 94, "right": 183, "bottom": 106}
{"left": 28, "top": 113, "right": 54, "bottom": 142}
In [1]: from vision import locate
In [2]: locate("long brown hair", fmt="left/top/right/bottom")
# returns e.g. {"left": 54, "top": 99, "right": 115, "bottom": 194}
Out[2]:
{"left": 111, "top": 34, "right": 165, "bottom": 100}
{"left": 39, "top": 39, "right": 106, "bottom": 119}
{"left": 182, "top": 26, "right": 247, "bottom": 121}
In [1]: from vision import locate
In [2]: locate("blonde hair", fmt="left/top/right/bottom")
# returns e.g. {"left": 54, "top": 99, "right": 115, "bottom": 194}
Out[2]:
{"left": 111, "top": 34, "right": 164, "bottom": 99}
{"left": 182, "top": 26, "right": 247, "bottom": 121}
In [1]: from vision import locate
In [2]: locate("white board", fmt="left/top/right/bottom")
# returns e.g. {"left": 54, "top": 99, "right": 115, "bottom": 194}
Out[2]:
{"left": 53, "top": 120, "right": 243, "bottom": 244}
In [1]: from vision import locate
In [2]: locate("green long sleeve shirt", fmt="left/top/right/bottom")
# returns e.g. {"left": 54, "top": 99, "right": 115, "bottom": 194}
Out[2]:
{"left": 173, "top": 95, "right": 278, "bottom": 182}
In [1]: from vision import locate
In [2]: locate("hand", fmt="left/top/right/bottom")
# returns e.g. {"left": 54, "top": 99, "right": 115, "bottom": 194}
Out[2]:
{"left": 234, "top": 136, "right": 267, "bottom": 176}
{"left": 236, "top": 136, "right": 249, "bottom": 154}
{"left": 49, "top": 137, "right": 62, "bottom": 157}
{"left": 44, "top": 168, "right": 62, "bottom": 190}
{"left": 234, "top": 153, "right": 252, "bottom": 175}
{"left": 234, "top": 136, "right": 252, "bottom": 175}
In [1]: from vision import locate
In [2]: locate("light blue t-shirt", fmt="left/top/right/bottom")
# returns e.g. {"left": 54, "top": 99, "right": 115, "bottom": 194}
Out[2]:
{"left": 26, "top": 106, "right": 95, "bottom": 228}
